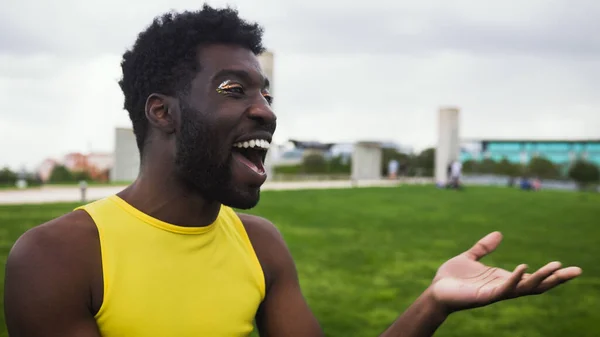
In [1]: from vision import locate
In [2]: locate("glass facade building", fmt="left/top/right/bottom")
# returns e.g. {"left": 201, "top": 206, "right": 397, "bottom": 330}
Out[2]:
{"left": 460, "top": 140, "right": 600, "bottom": 167}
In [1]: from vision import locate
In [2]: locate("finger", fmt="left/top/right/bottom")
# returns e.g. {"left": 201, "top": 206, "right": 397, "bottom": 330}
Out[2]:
{"left": 495, "top": 264, "right": 528, "bottom": 299}
{"left": 534, "top": 267, "right": 583, "bottom": 294}
{"left": 464, "top": 231, "right": 503, "bottom": 261}
{"left": 517, "top": 261, "right": 562, "bottom": 293}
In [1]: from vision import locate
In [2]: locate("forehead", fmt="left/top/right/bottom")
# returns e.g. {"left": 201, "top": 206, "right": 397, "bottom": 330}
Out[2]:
{"left": 195, "top": 44, "right": 264, "bottom": 81}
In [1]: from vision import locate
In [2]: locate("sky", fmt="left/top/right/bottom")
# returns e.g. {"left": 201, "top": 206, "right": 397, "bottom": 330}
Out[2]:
{"left": 1, "top": 0, "right": 599, "bottom": 171}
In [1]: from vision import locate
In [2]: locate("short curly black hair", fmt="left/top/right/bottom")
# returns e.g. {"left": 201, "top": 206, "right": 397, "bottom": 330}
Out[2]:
{"left": 119, "top": 4, "right": 266, "bottom": 153}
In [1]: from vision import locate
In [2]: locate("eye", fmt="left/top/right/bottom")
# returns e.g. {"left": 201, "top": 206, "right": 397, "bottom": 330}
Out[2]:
{"left": 216, "top": 80, "right": 245, "bottom": 95}
{"left": 262, "top": 88, "right": 273, "bottom": 105}
{"left": 263, "top": 93, "right": 274, "bottom": 105}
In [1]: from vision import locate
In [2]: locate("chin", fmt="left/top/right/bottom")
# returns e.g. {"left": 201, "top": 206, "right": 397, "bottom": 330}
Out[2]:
{"left": 221, "top": 193, "right": 260, "bottom": 210}
{"left": 216, "top": 184, "right": 262, "bottom": 210}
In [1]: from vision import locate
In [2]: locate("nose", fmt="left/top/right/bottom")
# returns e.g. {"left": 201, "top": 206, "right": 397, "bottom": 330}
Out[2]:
{"left": 247, "top": 97, "right": 277, "bottom": 126}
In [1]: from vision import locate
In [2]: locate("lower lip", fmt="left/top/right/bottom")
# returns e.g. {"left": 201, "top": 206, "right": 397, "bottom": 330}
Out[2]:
{"left": 232, "top": 152, "right": 267, "bottom": 185}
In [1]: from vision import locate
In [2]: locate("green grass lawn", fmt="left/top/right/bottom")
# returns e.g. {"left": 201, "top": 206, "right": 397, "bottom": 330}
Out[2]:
{"left": 0, "top": 186, "right": 598, "bottom": 336}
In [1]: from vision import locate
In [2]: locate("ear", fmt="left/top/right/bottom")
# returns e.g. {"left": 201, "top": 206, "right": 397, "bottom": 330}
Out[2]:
{"left": 145, "top": 93, "right": 177, "bottom": 134}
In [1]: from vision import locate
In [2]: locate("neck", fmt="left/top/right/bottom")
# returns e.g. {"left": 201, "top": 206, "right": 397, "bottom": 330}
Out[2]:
{"left": 117, "top": 153, "right": 221, "bottom": 228}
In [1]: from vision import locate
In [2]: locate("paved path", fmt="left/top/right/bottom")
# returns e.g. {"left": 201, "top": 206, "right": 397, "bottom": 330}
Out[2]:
{"left": 0, "top": 179, "right": 433, "bottom": 205}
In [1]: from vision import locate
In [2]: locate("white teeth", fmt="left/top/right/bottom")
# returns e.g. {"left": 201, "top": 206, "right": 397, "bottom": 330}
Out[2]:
{"left": 233, "top": 139, "right": 271, "bottom": 150}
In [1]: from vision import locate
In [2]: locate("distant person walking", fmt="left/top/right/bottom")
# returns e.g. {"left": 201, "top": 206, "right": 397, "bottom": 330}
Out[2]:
{"left": 449, "top": 160, "right": 463, "bottom": 189}
{"left": 388, "top": 159, "right": 399, "bottom": 179}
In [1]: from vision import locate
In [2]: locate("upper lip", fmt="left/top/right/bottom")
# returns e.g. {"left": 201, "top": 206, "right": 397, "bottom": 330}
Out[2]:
{"left": 233, "top": 131, "right": 273, "bottom": 144}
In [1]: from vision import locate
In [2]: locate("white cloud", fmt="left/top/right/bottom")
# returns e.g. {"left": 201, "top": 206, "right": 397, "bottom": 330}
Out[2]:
{"left": 1, "top": 0, "right": 599, "bottom": 170}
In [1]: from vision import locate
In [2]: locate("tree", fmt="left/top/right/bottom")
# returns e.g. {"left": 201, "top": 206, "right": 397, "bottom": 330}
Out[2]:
{"left": 302, "top": 153, "right": 327, "bottom": 174}
{"left": 328, "top": 155, "right": 351, "bottom": 174}
{"left": 495, "top": 158, "right": 522, "bottom": 177}
{"left": 527, "top": 157, "right": 561, "bottom": 180}
{"left": 49, "top": 165, "right": 75, "bottom": 183}
{"left": 416, "top": 148, "right": 435, "bottom": 177}
{"left": 568, "top": 160, "right": 600, "bottom": 190}
{"left": 0, "top": 167, "right": 17, "bottom": 185}
{"left": 72, "top": 170, "right": 92, "bottom": 182}
{"left": 478, "top": 159, "right": 497, "bottom": 174}
{"left": 462, "top": 160, "right": 478, "bottom": 174}
{"left": 26, "top": 173, "right": 43, "bottom": 187}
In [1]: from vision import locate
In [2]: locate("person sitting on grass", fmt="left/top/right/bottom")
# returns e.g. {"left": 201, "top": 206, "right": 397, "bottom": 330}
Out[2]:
{"left": 4, "top": 5, "right": 582, "bottom": 337}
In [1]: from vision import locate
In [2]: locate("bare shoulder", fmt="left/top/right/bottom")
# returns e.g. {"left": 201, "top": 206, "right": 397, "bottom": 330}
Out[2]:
{"left": 236, "top": 213, "right": 294, "bottom": 290}
{"left": 9, "top": 209, "right": 99, "bottom": 265}
{"left": 6, "top": 209, "right": 101, "bottom": 303}
{"left": 5, "top": 209, "right": 103, "bottom": 335}
{"left": 236, "top": 212, "right": 285, "bottom": 244}
{"left": 235, "top": 212, "right": 289, "bottom": 259}
{"left": 235, "top": 213, "right": 323, "bottom": 336}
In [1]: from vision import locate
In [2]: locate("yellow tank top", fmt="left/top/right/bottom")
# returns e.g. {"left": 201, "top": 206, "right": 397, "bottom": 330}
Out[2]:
{"left": 76, "top": 195, "right": 265, "bottom": 337}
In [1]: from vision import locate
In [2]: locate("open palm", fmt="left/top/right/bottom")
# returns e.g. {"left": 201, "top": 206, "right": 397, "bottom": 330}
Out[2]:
{"left": 430, "top": 232, "right": 582, "bottom": 313}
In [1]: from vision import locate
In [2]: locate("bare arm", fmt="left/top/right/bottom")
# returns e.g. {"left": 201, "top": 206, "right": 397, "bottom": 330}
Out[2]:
{"left": 239, "top": 214, "right": 324, "bottom": 337}
{"left": 4, "top": 213, "right": 102, "bottom": 337}
{"left": 378, "top": 289, "right": 448, "bottom": 337}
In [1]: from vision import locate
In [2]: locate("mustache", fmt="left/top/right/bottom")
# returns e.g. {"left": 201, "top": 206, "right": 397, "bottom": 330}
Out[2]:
{"left": 256, "top": 124, "right": 276, "bottom": 136}
{"left": 246, "top": 121, "right": 276, "bottom": 136}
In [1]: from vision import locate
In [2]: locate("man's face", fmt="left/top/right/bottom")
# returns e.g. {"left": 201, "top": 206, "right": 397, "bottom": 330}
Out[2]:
{"left": 173, "top": 44, "right": 276, "bottom": 209}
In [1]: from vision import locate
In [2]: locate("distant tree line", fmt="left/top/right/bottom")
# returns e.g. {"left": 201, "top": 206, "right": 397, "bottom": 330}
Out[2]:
{"left": 462, "top": 157, "right": 600, "bottom": 189}
{"left": 46, "top": 165, "right": 95, "bottom": 183}
{"left": 0, "top": 165, "right": 108, "bottom": 188}
{"left": 0, "top": 167, "right": 42, "bottom": 188}
{"left": 274, "top": 147, "right": 600, "bottom": 190}
{"left": 273, "top": 147, "right": 436, "bottom": 176}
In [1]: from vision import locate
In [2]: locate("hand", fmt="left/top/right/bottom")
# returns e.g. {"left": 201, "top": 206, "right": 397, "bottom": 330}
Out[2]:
{"left": 429, "top": 231, "right": 582, "bottom": 313}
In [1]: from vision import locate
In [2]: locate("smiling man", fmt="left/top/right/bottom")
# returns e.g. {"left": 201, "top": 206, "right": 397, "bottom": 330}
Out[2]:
{"left": 4, "top": 5, "right": 582, "bottom": 337}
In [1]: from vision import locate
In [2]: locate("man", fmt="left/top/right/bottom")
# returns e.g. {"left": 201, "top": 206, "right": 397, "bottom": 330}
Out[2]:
{"left": 388, "top": 159, "right": 399, "bottom": 179}
{"left": 449, "top": 160, "right": 462, "bottom": 189}
{"left": 4, "top": 5, "right": 581, "bottom": 337}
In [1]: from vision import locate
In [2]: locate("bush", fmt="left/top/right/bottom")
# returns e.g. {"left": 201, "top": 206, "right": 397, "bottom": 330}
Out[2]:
{"left": 495, "top": 159, "right": 522, "bottom": 177}
{"left": 0, "top": 167, "right": 17, "bottom": 186}
{"left": 49, "top": 165, "right": 75, "bottom": 183}
{"left": 527, "top": 157, "right": 561, "bottom": 179}
{"left": 478, "top": 159, "right": 497, "bottom": 174}
{"left": 328, "top": 155, "right": 351, "bottom": 174}
{"left": 73, "top": 170, "right": 92, "bottom": 182}
{"left": 274, "top": 165, "right": 302, "bottom": 174}
{"left": 302, "top": 153, "right": 327, "bottom": 174}
{"left": 462, "top": 160, "right": 478, "bottom": 174}
{"left": 568, "top": 160, "right": 600, "bottom": 190}
{"left": 417, "top": 148, "right": 435, "bottom": 172}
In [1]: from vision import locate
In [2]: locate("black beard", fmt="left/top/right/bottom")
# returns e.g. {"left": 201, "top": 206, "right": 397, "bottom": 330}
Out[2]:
{"left": 173, "top": 102, "right": 261, "bottom": 210}
{"left": 174, "top": 103, "right": 231, "bottom": 201}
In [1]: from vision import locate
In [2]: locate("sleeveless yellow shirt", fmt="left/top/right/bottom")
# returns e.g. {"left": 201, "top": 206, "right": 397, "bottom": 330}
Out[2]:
{"left": 76, "top": 195, "right": 266, "bottom": 337}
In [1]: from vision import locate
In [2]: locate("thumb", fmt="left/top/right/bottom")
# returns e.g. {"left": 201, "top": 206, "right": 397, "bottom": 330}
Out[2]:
{"left": 464, "top": 231, "right": 503, "bottom": 261}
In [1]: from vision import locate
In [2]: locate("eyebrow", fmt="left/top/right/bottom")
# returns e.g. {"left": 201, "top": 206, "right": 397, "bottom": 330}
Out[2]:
{"left": 211, "top": 69, "right": 270, "bottom": 90}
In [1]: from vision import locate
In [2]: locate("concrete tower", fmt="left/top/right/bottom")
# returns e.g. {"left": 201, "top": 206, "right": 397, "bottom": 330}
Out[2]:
{"left": 258, "top": 50, "right": 274, "bottom": 97}
{"left": 258, "top": 50, "right": 276, "bottom": 180}
{"left": 435, "top": 107, "right": 460, "bottom": 185}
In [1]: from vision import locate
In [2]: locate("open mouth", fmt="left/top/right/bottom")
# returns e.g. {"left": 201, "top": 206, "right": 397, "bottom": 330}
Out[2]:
{"left": 231, "top": 139, "right": 270, "bottom": 175}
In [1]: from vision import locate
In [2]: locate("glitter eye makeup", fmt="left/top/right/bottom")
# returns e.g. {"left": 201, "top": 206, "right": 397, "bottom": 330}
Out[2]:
{"left": 216, "top": 79, "right": 273, "bottom": 104}
{"left": 216, "top": 80, "right": 243, "bottom": 95}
